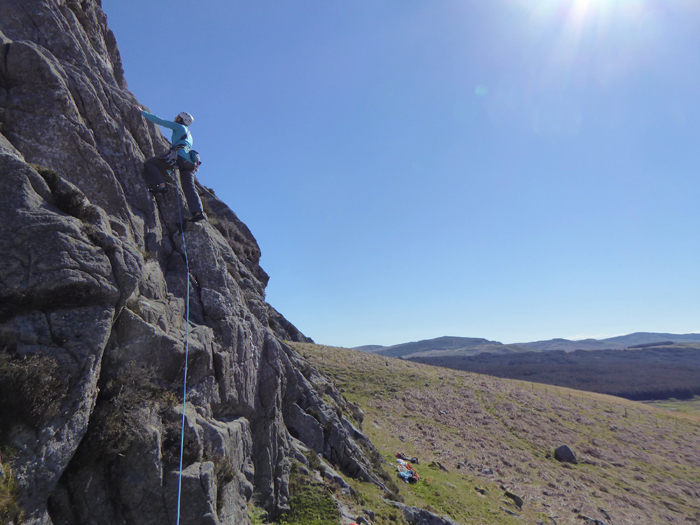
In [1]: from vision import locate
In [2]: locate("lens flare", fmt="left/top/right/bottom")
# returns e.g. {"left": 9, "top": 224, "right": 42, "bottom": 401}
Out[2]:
{"left": 482, "top": 0, "right": 677, "bottom": 139}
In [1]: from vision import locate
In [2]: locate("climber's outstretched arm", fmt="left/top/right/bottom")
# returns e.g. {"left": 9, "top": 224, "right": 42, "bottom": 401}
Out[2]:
{"left": 141, "top": 110, "right": 179, "bottom": 131}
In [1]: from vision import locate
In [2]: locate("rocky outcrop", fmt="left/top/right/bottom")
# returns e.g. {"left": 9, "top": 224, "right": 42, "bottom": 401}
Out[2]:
{"left": 0, "top": 1, "right": 381, "bottom": 524}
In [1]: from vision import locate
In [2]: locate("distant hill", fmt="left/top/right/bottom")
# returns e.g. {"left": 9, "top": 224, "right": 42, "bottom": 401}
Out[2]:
{"left": 355, "top": 332, "right": 700, "bottom": 357}
{"left": 357, "top": 335, "right": 528, "bottom": 359}
{"left": 353, "top": 345, "right": 386, "bottom": 353}
{"left": 518, "top": 332, "right": 700, "bottom": 351}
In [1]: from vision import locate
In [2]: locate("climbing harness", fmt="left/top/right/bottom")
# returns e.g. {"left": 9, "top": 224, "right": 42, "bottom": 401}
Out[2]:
{"left": 162, "top": 145, "right": 201, "bottom": 173}
{"left": 162, "top": 131, "right": 190, "bottom": 167}
{"left": 174, "top": 180, "right": 191, "bottom": 525}
{"left": 163, "top": 148, "right": 180, "bottom": 166}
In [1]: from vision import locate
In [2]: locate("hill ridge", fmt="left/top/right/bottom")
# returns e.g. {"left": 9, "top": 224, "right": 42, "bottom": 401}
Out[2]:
{"left": 357, "top": 331, "right": 700, "bottom": 357}
{"left": 360, "top": 335, "right": 528, "bottom": 359}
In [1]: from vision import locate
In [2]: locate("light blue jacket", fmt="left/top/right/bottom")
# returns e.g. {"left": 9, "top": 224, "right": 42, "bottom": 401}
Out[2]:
{"left": 142, "top": 110, "right": 193, "bottom": 161}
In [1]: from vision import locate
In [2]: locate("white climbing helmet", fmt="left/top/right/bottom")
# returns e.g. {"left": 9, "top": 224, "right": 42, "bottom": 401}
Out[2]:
{"left": 176, "top": 111, "right": 194, "bottom": 126}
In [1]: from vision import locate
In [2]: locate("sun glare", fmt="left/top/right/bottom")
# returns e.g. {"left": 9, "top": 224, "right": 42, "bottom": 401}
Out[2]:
{"left": 510, "top": 0, "right": 664, "bottom": 78}
{"left": 517, "top": 0, "right": 650, "bottom": 33}
{"left": 484, "top": 0, "right": 678, "bottom": 138}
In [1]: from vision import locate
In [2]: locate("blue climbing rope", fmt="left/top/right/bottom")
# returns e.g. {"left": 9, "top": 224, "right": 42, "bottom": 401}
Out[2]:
{"left": 174, "top": 182, "right": 191, "bottom": 525}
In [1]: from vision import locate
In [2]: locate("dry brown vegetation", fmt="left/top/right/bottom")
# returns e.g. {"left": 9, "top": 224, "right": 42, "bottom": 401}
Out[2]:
{"left": 292, "top": 342, "right": 700, "bottom": 525}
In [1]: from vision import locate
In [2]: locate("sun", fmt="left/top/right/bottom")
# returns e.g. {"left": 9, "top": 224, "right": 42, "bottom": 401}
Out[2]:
{"left": 564, "top": 0, "right": 646, "bottom": 31}
{"left": 511, "top": 0, "right": 656, "bottom": 72}
{"left": 514, "top": 0, "right": 648, "bottom": 29}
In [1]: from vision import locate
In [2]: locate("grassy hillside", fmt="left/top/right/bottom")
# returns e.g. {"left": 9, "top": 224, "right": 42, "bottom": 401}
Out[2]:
{"left": 289, "top": 342, "right": 700, "bottom": 525}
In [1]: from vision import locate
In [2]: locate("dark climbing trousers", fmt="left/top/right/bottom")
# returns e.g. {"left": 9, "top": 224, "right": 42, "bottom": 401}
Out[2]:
{"left": 143, "top": 155, "right": 203, "bottom": 215}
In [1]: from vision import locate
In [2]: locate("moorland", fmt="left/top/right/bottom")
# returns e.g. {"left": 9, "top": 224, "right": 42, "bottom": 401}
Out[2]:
{"left": 284, "top": 342, "right": 700, "bottom": 525}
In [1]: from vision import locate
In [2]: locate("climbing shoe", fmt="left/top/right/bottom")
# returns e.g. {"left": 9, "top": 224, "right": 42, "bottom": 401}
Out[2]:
{"left": 190, "top": 211, "right": 207, "bottom": 223}
{"left": 149, "top": 183, "right": 167, "bottom": 195}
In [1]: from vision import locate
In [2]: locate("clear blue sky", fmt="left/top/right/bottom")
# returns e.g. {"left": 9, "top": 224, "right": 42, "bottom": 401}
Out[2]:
{"left": 102, "top": 0, "right": 700, "bottom": 347}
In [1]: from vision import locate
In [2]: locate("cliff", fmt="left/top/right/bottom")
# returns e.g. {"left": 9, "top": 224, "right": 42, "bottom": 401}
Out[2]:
{"left": 0, "top": 1, "right": 383, "bottom": 523}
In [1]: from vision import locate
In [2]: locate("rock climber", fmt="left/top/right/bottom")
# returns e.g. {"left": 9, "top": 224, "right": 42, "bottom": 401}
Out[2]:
{"left": 141, "top": 109, "right": 206, "bottom": 222}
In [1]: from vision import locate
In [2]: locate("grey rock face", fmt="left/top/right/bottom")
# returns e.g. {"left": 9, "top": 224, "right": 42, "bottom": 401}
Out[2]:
{"left": 0, "top": 1, "right": 378, "bottom": 524}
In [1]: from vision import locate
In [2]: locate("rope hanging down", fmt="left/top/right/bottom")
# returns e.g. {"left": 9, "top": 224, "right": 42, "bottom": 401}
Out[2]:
{"left": 174, "top": 185, "right": 191, "bottom": 525}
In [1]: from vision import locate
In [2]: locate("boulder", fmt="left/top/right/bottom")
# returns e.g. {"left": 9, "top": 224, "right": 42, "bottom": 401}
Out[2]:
{"left": 504, "top": 489, "right": 524, "bottom": 509}
{"left": 554, "top": 444, "right": 578, "bottom": 464}
{"left": 392, "top": 502, "right": 461, "bottom": 525}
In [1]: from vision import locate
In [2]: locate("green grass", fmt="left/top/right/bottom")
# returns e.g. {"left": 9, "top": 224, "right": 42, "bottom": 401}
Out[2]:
{"left": 247, "top": 460, "right": 342, "bottom": 525}
{"left": 276, "top": 464, "right": 340, "bottom": 525}
{"left": 342, "top": 478, "right": 407, "bottom": 525}
{"left": 0, "top": 457, "right": 23, "bottom": 524}
{"left": 248, "top": 504, "right": 267, "bottom": 524}
{"left": 642, "top": 396, "right": 700, "bottom": 417}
